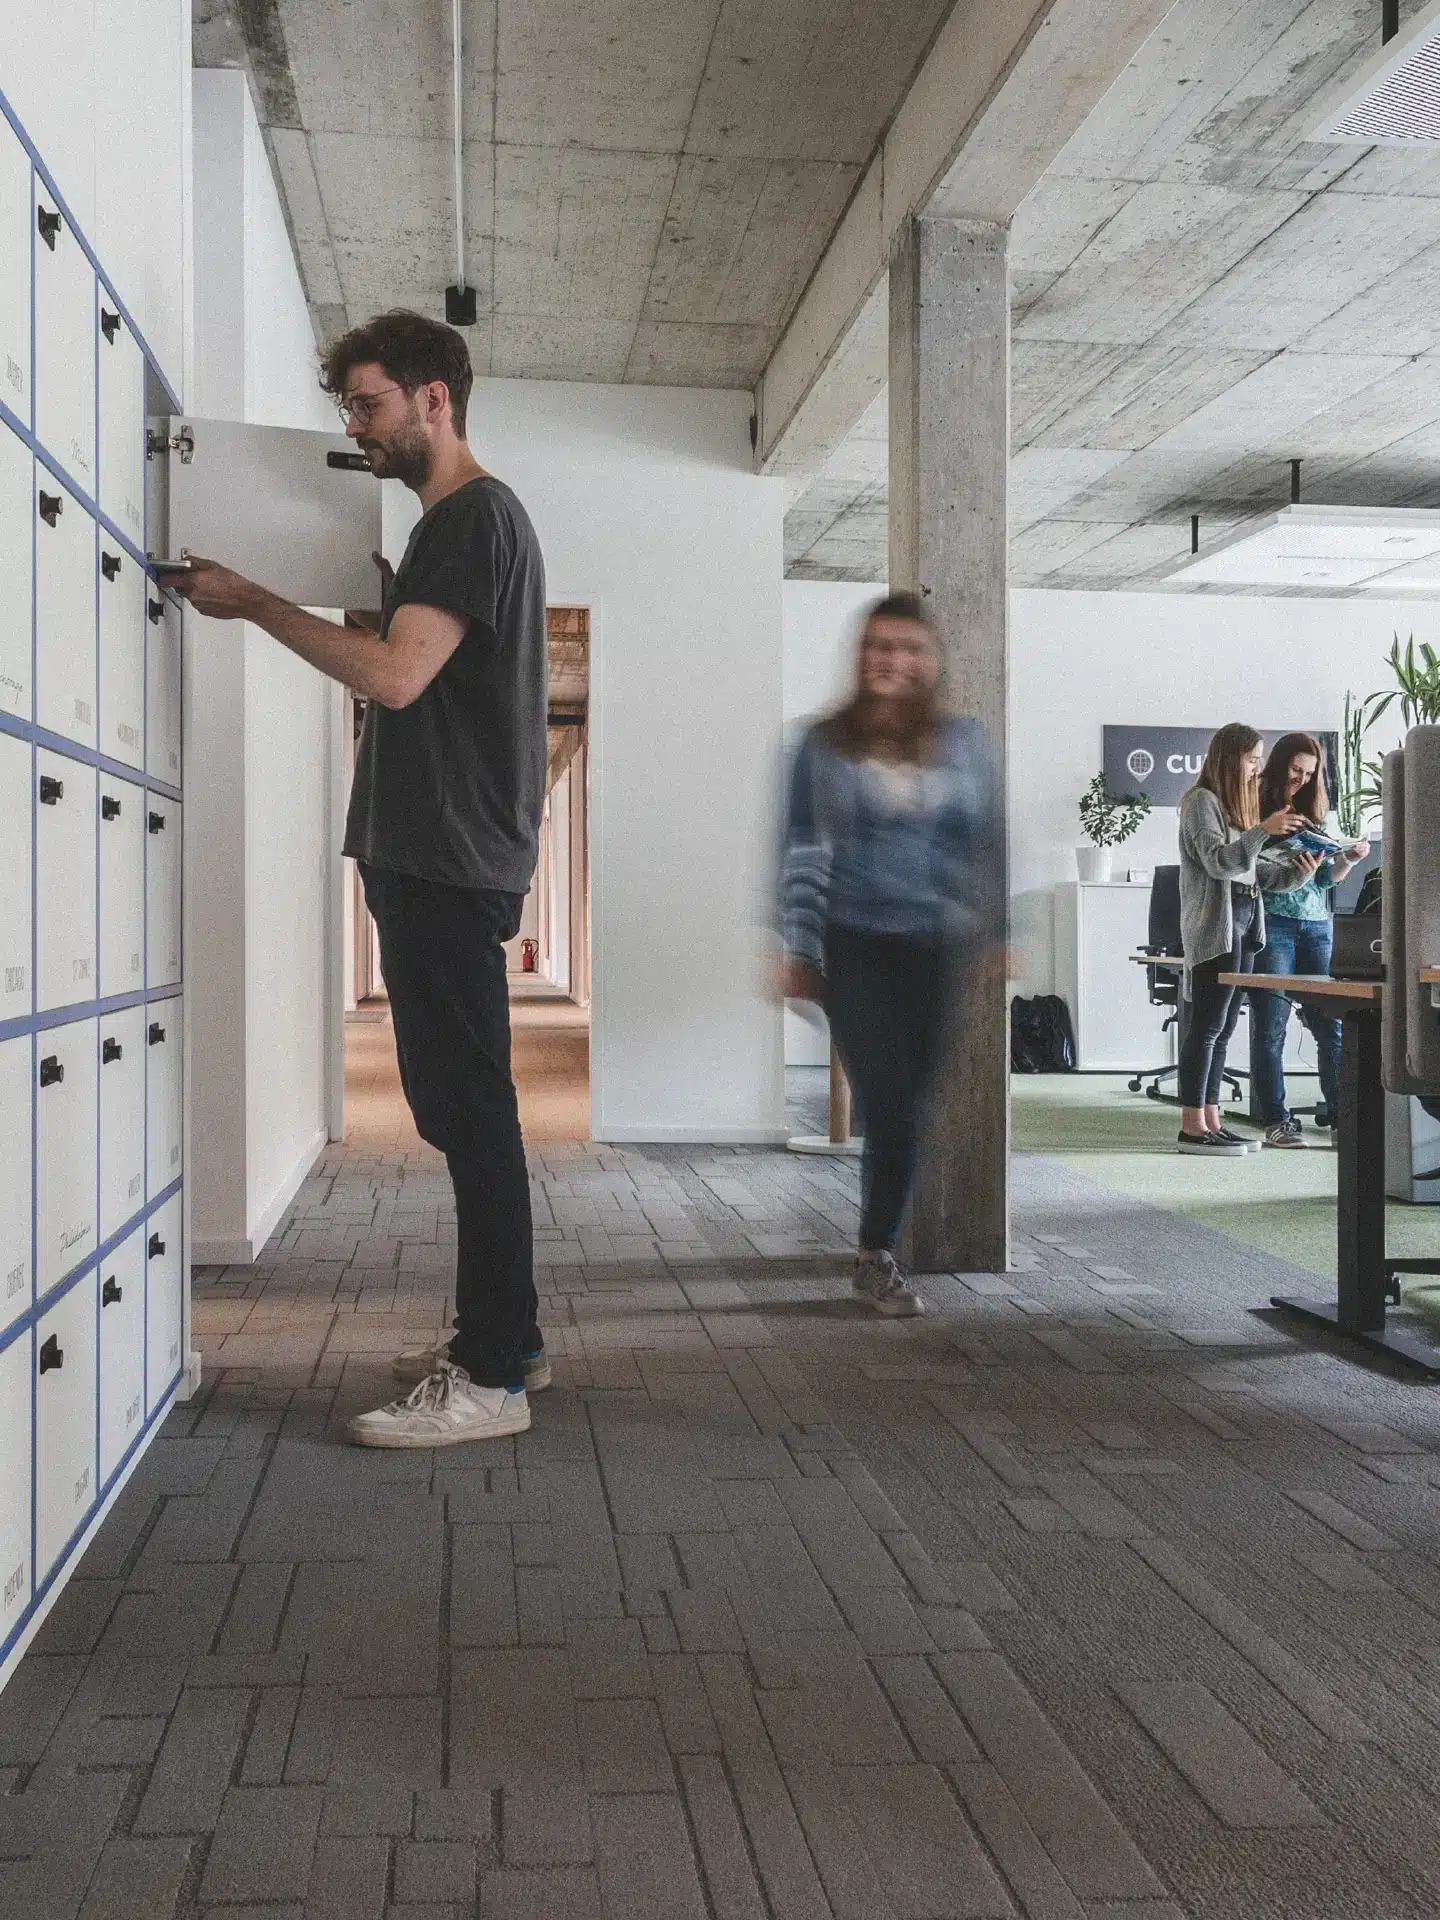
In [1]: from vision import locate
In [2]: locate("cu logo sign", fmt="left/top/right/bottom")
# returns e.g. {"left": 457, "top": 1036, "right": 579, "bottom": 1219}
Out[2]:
{"left": 1126, "top": 748, "right": 1155, "bottom": 780}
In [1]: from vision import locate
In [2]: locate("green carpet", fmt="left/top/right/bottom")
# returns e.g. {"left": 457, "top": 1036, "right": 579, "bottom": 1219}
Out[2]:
{"left": 1013, "top": 1073, "right": 1440, "bottom": 1285}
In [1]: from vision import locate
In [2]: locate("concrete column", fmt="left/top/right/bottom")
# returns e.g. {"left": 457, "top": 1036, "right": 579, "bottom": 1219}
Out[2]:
{"left": 889, "top": 215, "right": 1009, "bottom": 1273}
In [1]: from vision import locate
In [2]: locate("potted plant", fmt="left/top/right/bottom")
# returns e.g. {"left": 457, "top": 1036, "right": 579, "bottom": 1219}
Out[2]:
{"left": 1076, "top": 773, "right": 1150, "bottom": 882}
{"left": 1338, "top": 636, "right": 1440, "bottom": 838}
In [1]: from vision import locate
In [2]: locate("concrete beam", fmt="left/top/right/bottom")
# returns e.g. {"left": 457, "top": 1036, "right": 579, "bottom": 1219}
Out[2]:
{"left": 756, "top": 0, "right": 1177, "bottom": 477}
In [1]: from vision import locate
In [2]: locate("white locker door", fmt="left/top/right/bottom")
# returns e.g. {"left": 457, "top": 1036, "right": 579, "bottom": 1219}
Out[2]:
{"left": 98, "top": 772, "right": 144, "bottom": 997}
{"left": 0, "top": 1335, "right": 31, "bottom": 1646}
{"left": 96, "top": 306, "right": 145, "bottom": 544}
{"left": 34, "top": 475, "right": 98, "bottom": 749}
{"left": 0, "top": 1035, "right": 31, "bottom": 1337}
{"left": 33, "top": 190, "right": 96, "bottom": 495}
{"left": 145, "top": 591, "right": 181, "bottom": 786}
{"left": 36, "top": 749, "right": 97, "bottom": 1012}
{"left": 0, "top": 118, "right": 30, "bottom": 421}
{"left": 146, "top": 1001, "right": 182, "bottom": 1198}
{"left": 0, "top": 730, "right": 31, "bottom": 1018}
{"left": 98, "top": 545, "right": 145, "bottom": 768}
{"left": 34, "top": 1271, "right": 99, "bottom": 1586}
{"left": 98, "top": 1227, "right": 144, "bottom": 1486}
{"left": 0, "top": 422, "right": 32, "bottom": 720}
{"left": 99, "top": 1005, "right": 145, "bottom": 1244}
{"left": 145, "top": 1191, "right": 182, "bottom": 1416}
{"left": 146, "top": 797, "right": 181, "bottom": 988}
{"left": 36, "top": 1016, "right": 98, "bottom": 1295}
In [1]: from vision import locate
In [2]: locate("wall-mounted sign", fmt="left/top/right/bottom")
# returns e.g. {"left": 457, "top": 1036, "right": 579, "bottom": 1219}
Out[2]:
{"left": 1103, "top": 726, "right": 1339, "bottom": 808}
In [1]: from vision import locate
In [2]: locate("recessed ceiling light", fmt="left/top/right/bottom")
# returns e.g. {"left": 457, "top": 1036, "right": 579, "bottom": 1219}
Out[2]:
{"left": 1312, "top": 0, "right": 1440, "bottom": 144}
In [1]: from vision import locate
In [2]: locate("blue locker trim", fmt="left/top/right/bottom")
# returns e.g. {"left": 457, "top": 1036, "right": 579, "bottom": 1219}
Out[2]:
{"left": 0, "top": 714, "right": 182, "bottom": 804}
{"left": 0, "top": 397, "right": 157, "bottom": 580}
{"left": 2, "top": 985, "right": 183, "bottom": 1043}
{"left": 7, "top": 1178, "right": 184, "bottom": 1347}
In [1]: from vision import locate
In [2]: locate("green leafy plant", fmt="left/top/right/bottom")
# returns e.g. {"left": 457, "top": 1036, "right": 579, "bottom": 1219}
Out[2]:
{"left": 1367, "top": 634, "right": 1440, "bottom": 731}
{"left": 1079, "top": 773, "right": 1150, "bottom": 849}
{"left": 1337, "top": 688, "right": 1385, "bottom": 840}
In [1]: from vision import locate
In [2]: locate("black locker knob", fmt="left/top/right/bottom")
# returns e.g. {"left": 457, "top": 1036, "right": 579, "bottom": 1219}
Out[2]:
{"left": 148, "top": 1022, "right": 166, "bottom": 1045}
{"left": 39, "top": 1055, "right": 63, "bottom": 1087}
{"left": 102, "top": 1037, "right": 123, "bottom": 1064}
{"left": 102, "top": 1276, "right": 123, "bottom": 1306}
{"left": 100, "top": 309, "right": 121, "bottom": 344}
{"left": 101, "top": 551, "right": 121, "bottom": 581}
{"left": 148, "top": 810, "right": 165, "bottom": 833}
{"left": 38, "top": 1334, "right": 63, "bottom": 1373}
{"left": 148, "top": 1233, "right": 165, "bottom": 1258}
{"left": 148, "top": 598, "right": 163, "bottom": 624}
{"left": 37, "top": 205, "right": 60, "bottom": 250}
{"left": 39, "top": 775, "right": 63, "bottom": 804}
{"left": 38, "top": 491, "right": 62, "bottom": 526}
{"left": 101, "top": 794, "right": 121, "bottom": 821}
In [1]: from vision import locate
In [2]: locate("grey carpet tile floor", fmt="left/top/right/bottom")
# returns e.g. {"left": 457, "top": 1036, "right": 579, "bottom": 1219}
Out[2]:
{"left": 5, "top": 1138, "right": 1440, "bottom": 1917}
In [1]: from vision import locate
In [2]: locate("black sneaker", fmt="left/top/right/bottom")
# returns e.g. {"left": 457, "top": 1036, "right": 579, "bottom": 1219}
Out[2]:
{"left": 1212, "top": 1127, "right": 1261, "bottom": 1155}
{"left": 1177, "top": 1130, "right": 1247, "bottom": 1157}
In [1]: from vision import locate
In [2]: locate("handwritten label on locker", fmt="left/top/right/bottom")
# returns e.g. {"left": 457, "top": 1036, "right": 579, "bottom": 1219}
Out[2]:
{"left": 117, "top": 723, "right": 140, "bottom": 750}
{"left": 169, "top": 1145, "right": 179, "bottom": 1167}
{"left": 0, "top": 672, "right": 22, "bottom": 708}
{"left": 125, "top": 1393, "right": 140, "bottom": 1430}
{"left": 60, "top": 1221, "right": 90, "bottom": 1254}
{"left": 3, "top": 1562, "right": 23, "bottom": 1610}
{"left": 73, "top": 1466, "right": 90, "bottom": 1505}
{"left": 168, "top": 1339, "right": 179, "bottom": 1365}
{"left": 74, "top": 698, "right": 92, "bottom": 726}
{"left": 69, "top": 437, "right": 91, "bottom": 479}
{"left": 4, "top": 965, "right": 25, "bottom": 995}
{"left": 128, "top": 1173, "right": 141, "bottom": 1198}
{"left": 72, "top": 958, "right": 91, "bottom": 984}
{"left": 4, "top": 357, "right": 20, "bottom": 394}
{"left": 5, "top": 1261, "right": 22, "bottom": 1299}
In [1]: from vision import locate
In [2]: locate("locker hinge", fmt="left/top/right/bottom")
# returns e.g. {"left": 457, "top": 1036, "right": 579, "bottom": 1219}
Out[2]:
{"left": 100, "top": 308, "right": 121, "bottom": 344}
{"left": 102, "top": 1037, "right": 123, "bottom": 1064}
{"left": 38, "top": 1055, "right": 63, "bottom": 1087}
{"left": 38, "top": 1335, "right": 63, "bottom": 1373}
{"left": 37, "top": 205, "right": 60, "bottom": 251}
{"left": 101, "top": 795, "right": 121, "bottom": 821}
{"left": 148, "top": 1233, "right": 166, "bottom": 1258}
{"left": 148, "top": 1022, "right": 166, "bottom": 1045}
{"left": 147, "top": 424, "right": 194, "bottom": 464}
{"left": 102, "top": 1277, "right": 122, "bottom": 1306}
{"left": 101, "top": 551, "right": 121, "bottom": 581}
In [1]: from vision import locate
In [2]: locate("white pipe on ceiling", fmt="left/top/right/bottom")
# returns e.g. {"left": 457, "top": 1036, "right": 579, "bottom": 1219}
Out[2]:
{"left": 451, "top": 0, "right": 466, "bottom": 293}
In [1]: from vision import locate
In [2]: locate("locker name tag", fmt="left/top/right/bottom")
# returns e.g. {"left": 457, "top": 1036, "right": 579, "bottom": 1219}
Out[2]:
{"left": 5, "top": 1261, "right": 22, "bottom": 1298}
{"left": 3, "top": 1563, "right": 23, "bottom": 1610}
{"left": 128, "top": 1174, "right": 142, "bottom": 1197}
{"left": 4, "top": 966, "right": 26, "bottom": 995}
{"left": 60, "top": 1221, "right": 91, "bottom": 1253}
{"left": 0, "top": 673, "right": 22, "bottom": 708}
{"left": 117, "top": 724, "right": 140, "bottom": 749}
{"left": 125, "top": 1394, "right": 140, "bottom": 1429}
{"left": 5, "top": 356, "right": 20, "bottom": 394}
{"left": 73, "top": 1467, "right": 90, "bottom": 1504}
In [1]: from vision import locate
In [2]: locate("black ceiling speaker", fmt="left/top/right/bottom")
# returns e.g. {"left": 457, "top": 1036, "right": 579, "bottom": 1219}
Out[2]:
{"left": 446, "top": 284, "right": 477, "bottom": 327}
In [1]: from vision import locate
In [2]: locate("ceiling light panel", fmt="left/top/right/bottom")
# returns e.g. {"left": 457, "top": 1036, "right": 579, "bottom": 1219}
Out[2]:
{"left": 1160, "top": 505, "right": 1440, "bottom": 594}
{"left": 1313, "top": 0, "right": 1440, "bottom": 144}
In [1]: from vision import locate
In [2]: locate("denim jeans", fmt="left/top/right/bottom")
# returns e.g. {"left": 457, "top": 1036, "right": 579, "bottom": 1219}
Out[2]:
{"left": 1248, "top": 914, "right": 1340, "bottom": 1126}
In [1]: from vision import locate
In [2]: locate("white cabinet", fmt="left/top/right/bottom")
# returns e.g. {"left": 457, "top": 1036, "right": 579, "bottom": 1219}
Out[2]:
{"left": 99, "top": 1004, "right": 144, "bottom": 1244}
{"left": 35, "top": 748, "right": 97, "bottom": 1012}
{"left": 98, "top": 771, "right": 144, "bottom": 997}
{"left": 0, "top": 119, "right": 30, "bottom": 422}
{"left": 0, "top": 1335, "right": 32, "bottom": 1645}
{"left": 0, "top": 422, "right": 32, "bottom": 720}
{"left": 145, "top": 590, "right": 181, "bottom": 786}
{"left": 0, "top": 731, "right": 32, "bottom": 1017}
{"left": 36, "top": 1016, "right": 97, "bottom": 1295}
{"left": 96, "top": 305, "right": 145, "bottom": 544}
{"left": 0, "top": 1037, "right": 31, "bottom": 1336}
{"left": 145, "top": 1191, "right": 182, "bottom": 1415}
{"left": 33, "top": 187, "right": 95, "bottom": 494}
{"left": 34, "top": 473, "right": 97, "bottom": 748}
{"left": 146, "top": 797, "right": 181, "bottom": 987}
{"left": 1054, "top": 882, "right": 1159, "bottom": 1072}
{"left": 146, "top": 1000, "right": 182, "bottom": 1198}
{"left": 34, "top": 1271, "right": 98, "bottom": 1586}
{"left": 98, "top": 1226, "right": 144, "bottom": 1485}
{"left": 98, "top": 543, "right": 145, "bottom": 767}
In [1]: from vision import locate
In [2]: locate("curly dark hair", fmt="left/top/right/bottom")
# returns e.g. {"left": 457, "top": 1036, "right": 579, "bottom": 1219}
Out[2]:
{"left": 318, "top": 309, "right": 473, "bottom": 436}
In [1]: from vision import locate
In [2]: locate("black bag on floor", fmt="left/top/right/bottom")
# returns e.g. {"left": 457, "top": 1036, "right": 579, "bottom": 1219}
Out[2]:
{"left": 1010, "top": 994, "right": 1077, "bottom": 1073}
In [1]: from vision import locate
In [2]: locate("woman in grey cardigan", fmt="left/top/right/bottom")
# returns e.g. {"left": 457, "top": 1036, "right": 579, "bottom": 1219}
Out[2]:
{"left": 1176, "top": 724, "right": 1316, "bottom": 1156}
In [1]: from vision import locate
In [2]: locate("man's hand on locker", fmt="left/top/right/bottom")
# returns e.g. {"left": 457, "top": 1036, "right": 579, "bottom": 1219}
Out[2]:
{"left": 165, "top": 555, "right": 263, "bottom": 622}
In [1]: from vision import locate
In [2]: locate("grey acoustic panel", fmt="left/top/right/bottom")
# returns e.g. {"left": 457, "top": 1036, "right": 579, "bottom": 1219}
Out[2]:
{"left": 1404, "top": 726, "right": 1440, "bottom": 1090}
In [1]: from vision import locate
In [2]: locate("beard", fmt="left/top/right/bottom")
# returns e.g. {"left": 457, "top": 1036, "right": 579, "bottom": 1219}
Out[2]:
{"left": 359, "top": 415, "right": 433, "bottom": 490}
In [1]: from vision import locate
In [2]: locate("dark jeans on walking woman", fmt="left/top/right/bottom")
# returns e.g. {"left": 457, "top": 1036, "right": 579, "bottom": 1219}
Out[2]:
{"left": 824, "top": 925, "right": 947, "bottom": 1253}
{"left": 1177, "top": 894, "right": 1255, "bottom": 1109}
{"left": 359, "top": 863, "right": 540, "bottom": 1390}
{"left": 1249, "top": 914, "right": 1341, "bottom": 1125}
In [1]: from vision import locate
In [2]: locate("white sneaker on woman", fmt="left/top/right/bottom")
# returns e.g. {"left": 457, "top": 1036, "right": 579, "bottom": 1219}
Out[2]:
{"left": 853, "top": 1251, "right": 924, "bottom": 1317}
{"left": 348, "top": 1364, "right": 531, "bottom": 1448}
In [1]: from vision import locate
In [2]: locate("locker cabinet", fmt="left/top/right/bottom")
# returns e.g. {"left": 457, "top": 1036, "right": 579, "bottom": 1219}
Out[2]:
{"left": 35, "top": 748, "right": 97, "bottom": 1012}
{"left": 146, "top": 797, "right": 181, "bottom": 988}
{"left": 99, "top": 1004, "right": 144, "bottom": 1244}
{"left": 145, "top": 589, "right": 181, "bottom": 786}
{"left": 145, "top": 1191, "right": 182, "bottom": 1416}
{"left": 0, "top": 422, "right": 32, "bottom": 720}
{"left": 98, "top": 771, "right": 144, "bottom": 997}
{"left": 96, "top": 305, "right": 144, "bottom": 544}
{"left": 0, "top": 730, "right": 31, "bottom": 1018}
{"left": 34, "top": 472, "right": 98, "bottom": 749}
{"left": 33, "top": 187, "right": 96, "bottom": 494}
{"left": 98, "top": 543, "right": 145, "bottom": 768}
{"left": 0, "top": 1037, "right": 30, "bottom": 1338}
{"left": 0, "top": 118, "right": 30, "bottom": 422}
{"left": 36, "top": 1016, "right": 97, "bottom": 1295}
{"left": 98, "top": 1227, "right": 144, "bottom": 1486}
{"left": 0, "top": 1335, "right": 31, "bottom": 1647}
{"left": 146, "top": 1000, "right": 182, "bottom": 1199}
{"left": 34, "top": 1270, "right": 98, "bottom": 1586}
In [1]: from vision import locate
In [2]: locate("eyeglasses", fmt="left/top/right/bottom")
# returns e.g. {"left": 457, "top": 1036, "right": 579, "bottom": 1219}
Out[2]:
{"left": 337, "top": 383, "right": 406, "bottom": 426}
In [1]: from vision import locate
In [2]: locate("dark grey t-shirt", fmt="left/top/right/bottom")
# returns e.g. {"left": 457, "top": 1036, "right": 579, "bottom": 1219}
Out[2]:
{"left": 343, "top": 475, "right": 548, "bottom": 892}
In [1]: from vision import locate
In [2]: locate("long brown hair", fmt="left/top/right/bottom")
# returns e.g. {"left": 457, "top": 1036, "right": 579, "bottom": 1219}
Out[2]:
{"left": 1195, "top": 722, "right": 1262, "bottom": 831}
{"left": 1259, "top": 731, "right": 1328, "bottom": 826}
{"left": 819, "top": 591, "right": 941, "bottom": 761}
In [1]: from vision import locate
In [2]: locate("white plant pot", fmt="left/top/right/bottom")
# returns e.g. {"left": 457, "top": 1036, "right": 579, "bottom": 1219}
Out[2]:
{"left": 1076, "top": 845, "right": 1113, "bottom": 883}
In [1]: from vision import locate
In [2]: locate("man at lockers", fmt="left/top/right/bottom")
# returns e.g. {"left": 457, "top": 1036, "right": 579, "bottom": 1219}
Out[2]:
{"left": 171, "top": 310, "right": 549, "bottom": 1449}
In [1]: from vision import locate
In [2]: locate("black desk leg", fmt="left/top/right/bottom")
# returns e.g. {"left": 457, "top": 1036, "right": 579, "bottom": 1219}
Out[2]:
{"left": 1335, "top": 1009, "right": 1386, "bottom": 1333}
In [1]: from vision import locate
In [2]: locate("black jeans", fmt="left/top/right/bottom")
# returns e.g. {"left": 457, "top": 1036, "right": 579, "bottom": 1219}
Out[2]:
{"left": 1177, "top": 912, "right": 1254, "bottom": 1110}
{"left": 824, "top": 926, "right": 947, "bottom": 1254}
{"left": 359, "top": 864, "right": 540, "bottom": 1390}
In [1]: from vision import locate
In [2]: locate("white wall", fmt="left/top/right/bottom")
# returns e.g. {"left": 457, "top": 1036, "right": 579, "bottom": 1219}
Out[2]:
{"left": 386, "top": 382, "right": 788, "bottom": 1140}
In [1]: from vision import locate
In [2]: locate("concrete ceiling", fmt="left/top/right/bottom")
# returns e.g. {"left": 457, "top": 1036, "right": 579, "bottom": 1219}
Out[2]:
{"left": 198, "top": 0, "right": 954, "bottom": 386}
{"left": 784, "top": 0, "right": 1440, "bottom": 589}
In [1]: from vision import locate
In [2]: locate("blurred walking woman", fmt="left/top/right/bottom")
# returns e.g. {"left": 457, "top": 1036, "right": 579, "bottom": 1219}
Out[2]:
{"left": 1176, "top": 724, "right": 1313, "bottom": 1157}
{"left": 776, "top": 593, "right": 1001, "bottom": 1314}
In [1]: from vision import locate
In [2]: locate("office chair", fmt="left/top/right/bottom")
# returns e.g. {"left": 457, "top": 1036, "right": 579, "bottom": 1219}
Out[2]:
{"left": 1127, "top": 864, "right": 1244, "bottom": 1105}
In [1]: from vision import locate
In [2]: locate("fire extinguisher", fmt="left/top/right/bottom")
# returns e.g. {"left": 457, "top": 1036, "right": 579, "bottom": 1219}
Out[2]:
{"left": 520, "top": 938, "right": 538, "bottom": 973}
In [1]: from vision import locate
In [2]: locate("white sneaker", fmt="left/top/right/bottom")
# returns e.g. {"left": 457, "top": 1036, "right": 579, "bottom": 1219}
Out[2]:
{"left": 392, "top": 1343, "right": 552, "bottom": 1392}
{"left": 853, "top": 1251, "right": 924, "bottom": 1317}
{"left": 348, "top": 1364, "right": 531, "bottom": 1449}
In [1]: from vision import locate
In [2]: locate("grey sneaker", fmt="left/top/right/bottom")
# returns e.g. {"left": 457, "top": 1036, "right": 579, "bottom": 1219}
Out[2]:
{"left": 853, "top": 1251, "right": 924, "bottom": 1318}
{"left": 1264, "top": 1118, "right": 1305, "bottom": 1149}
{"left": 393, "top": 1343, "right": 552, "bottom": 1392}
{"left": 348, "top": 1363, "right": 531, "bottom": 1449}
